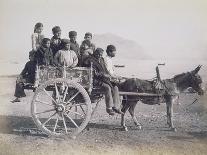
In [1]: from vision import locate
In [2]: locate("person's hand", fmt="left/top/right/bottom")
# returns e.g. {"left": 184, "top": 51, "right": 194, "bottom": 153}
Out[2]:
{"left": 103, "top": 74, "right": 111, "bottom": 79}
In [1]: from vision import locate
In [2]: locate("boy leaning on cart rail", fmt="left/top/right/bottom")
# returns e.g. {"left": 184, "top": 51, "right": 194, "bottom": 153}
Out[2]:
{"left": 54, "top": 39, "right": 78, "bottom": 67}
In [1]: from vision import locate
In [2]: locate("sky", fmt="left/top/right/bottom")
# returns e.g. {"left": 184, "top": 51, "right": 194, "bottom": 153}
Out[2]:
{"left": 0, "top": 0, "right": 207, "bottom": 60}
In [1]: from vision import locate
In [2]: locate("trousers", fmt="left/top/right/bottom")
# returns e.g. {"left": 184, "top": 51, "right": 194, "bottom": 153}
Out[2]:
{"left": 101, "top": 83, "right": 120, "bottom": 109}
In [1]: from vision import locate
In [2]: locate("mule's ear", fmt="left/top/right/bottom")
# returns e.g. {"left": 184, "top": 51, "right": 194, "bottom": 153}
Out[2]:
{"left": 192, "top": 65, "right": 202, "bottom": 74}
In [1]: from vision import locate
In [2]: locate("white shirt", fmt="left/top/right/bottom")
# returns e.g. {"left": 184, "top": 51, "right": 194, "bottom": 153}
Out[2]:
{"left": 31, "top": 33, "right": 44, "bottom": 51}
{"left": 54, "top": 49, "right": 78, "bottom": 67}
{"left": 104, "top": 55, "right": 114, "bottom": 76}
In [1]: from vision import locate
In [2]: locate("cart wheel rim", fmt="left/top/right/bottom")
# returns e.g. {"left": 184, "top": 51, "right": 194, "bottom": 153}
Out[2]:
{"left": 31, "top": 78, "right": 92, "bottom": 138}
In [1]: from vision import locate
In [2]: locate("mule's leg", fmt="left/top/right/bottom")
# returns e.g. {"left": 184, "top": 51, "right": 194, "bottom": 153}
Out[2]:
{"left": 166, "top": 97, "right": 177, "bottom": 132}
{"left": 128, "top": 102, "right": 141, "bottom": 130}
{"left": 121, "top": 99, "right": 130, "bottom": 131}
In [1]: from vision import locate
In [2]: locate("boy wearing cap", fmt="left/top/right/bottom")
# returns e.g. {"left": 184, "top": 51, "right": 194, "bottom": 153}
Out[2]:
{"left": 80, "top": 40, "right": 93, "bottom": 65}
{"left": 51, "top": 26, "right": 62, "bottom": 57}
{"left": 83, "top": 48, "right": 123, "bottom": 115}
{"left": 34, "top": 38, "right": 54, "bottom": 66}
{"left": 69, "top": 31, "right": 80, "bottom": 58}
{"left": 54, "top": 39, "right": 78, "bottom": 67}
{"left": 80, "top": 32, "right": 96, "bottom": 54}
{"left": 11, "top": 52, "right": 37, "bottom": 102}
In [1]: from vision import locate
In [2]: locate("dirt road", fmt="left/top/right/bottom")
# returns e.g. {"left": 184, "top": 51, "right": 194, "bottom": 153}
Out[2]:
{"left": 0, "top": 76, "right": 207, "bottom": 155}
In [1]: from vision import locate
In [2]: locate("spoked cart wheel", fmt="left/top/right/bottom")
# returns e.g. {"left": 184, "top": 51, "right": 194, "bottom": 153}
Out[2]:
{"left": 31, "top": 78, "right": 92, "bottom": 139}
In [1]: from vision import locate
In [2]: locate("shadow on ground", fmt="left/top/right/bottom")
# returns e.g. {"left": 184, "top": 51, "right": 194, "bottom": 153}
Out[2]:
{"left": 0, "top": 115, "right": 121, "bottom": 137}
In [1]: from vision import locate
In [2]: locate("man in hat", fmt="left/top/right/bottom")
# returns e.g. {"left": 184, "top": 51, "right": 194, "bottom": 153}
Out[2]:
{"left": 83, "top": 48, "right": 123, "bottom": 115}
{"left": 103, "top": 45, "right": 124, "bottom": 112}
{"left": 80, "top": 32, "right": 96, "bottom": 55}
{"left": 11, "top": 51, "right": 37, "bottom": 102}
{"left": 54, "top": 39, "right": 78, "bottom": 67}
{"left": 69, "top": 31, "right": 80, "bottom": 59}
{"left": 51, "top": 26, "right": 62, "bottom": 56}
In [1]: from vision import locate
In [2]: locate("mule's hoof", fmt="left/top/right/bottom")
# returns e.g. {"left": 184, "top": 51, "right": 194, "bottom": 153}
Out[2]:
{"left": 121, "top": 127, "right": 128, "bottom": 131}
{"left": 171, "top": 127, "right": 177, "bottom": 132}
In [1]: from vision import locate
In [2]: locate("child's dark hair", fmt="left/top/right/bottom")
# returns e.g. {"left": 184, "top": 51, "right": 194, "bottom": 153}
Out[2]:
{"left": 52, "top": 26, "right": 61, "bottom": 33}
{"left": 106, "top": 45, "right": 116, "bottom": 54}
{"left": 42, "top": 38, "right": 50, "bottom": 44}
{"left": 84, "top": 32, "right": 92, "bottom": 38}
{"left": 82, "top": 40, "right": 91, "bottom": 47}
{"left": 34, "top": 22, "right": 43, "bottom": 33}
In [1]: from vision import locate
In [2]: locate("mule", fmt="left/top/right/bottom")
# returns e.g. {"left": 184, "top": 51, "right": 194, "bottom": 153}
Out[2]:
{"left": 119, "top": 65, "right": 204, "bottom": 131}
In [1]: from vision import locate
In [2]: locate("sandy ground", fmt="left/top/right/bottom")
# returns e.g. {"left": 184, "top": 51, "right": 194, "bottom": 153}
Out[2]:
{"left": 0, "top": 76, "right": 207, "bottom": 155}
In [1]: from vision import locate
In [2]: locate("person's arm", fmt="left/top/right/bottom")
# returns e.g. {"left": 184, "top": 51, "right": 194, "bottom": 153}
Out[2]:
{"left": 31, "top": 33, "right": 37, "bottom": 51}
{"left": 50, "top": 51, "right": 54, "bottom": 66}
{"left": 71, "top": 51, "right": 78, "bottom": 67}
{"left": 19, "top": 61, "right": 30, "bottom": 79}
{"left": 54, "top": 51, "right": 60, "bottom": 66}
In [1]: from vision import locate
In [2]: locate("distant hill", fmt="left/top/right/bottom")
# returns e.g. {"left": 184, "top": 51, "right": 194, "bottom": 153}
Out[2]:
{"left": 93, "top": 33, "right": 150, "bottom": 60}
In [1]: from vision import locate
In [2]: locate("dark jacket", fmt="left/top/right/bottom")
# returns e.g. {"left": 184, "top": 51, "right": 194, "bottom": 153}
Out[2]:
{"left": 70, "top": 41, "right": 80, "bottom": 58}
{"left": 50, "top": 36, "right": 62, "bottom": 56}
{"left": 80, "top": 42, "right": 95, "bottom": 53}
{"left": 83, "top": 55, "right": 113, "bottom": 88}
{"left": 20, "top": 60, "right": 37, "bottom": 83}
{"left": 34, "top": 46, "right": 54, "bottom": 66}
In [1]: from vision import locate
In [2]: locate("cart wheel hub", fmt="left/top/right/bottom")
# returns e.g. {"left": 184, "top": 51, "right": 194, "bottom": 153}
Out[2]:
{"left": 56, "top": 104, "right": 65, "bottom": 112}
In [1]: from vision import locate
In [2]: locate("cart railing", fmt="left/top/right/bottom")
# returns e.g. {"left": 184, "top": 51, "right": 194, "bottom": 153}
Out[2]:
{"left": 34, "top": 65, "right": 93, "bottom": 90}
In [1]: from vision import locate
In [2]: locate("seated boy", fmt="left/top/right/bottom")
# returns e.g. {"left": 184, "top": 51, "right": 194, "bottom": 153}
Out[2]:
{"left": 54, "top": 39, "right": 78, "bottom": 67}
{"left": 80, "top": 40, "right": 93, "bottom": 66}
{"left": 80, "top": 32, "right": 96, "bottom": 53}
{"left": 69, "top": 31, "right": 80, "bottom": 58}
{"left": 11, "top": 52, "right": 37, "bottom": 102}
{"left": 34, "top": 38, "right": 54, "bottom": 66}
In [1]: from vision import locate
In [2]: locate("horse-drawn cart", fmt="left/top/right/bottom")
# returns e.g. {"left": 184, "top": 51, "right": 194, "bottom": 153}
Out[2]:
{"left": 28, "top": 64, "right": 203, "bottom": 138}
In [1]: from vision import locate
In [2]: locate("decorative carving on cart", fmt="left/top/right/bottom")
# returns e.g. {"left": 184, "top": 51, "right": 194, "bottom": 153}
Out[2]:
{"left": 37, "top": 66, "right": 91, "bottom": 88}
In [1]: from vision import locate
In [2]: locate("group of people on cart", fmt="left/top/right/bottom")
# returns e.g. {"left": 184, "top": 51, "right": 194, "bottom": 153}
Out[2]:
{"left": 12, "top": 22, "right": 124, "bottom": 116}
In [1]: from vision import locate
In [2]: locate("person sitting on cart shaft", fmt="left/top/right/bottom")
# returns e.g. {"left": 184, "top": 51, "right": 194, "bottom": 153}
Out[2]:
{"left": 54, "top": 39, "right": 78, "bottom": 67}
{"left": 11, "top": 51, "right": 37, "bottom": 103}
{"left": 69, "top": 31, "right": 80, "bottom": 60}
{"left": 103, "top": 45, "right": 123, "bottom": 114}
{"left": 83, "top": 48, "right": 123, "bottom": 115}
{"left": 34, "top": 38, "right": 54, "bottom": 66}
{"left": 51, "top": 26, "right": 62, "bottom": 57}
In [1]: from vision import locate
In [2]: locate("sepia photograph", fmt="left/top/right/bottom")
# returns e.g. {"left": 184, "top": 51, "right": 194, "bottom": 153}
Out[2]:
{"left": 0, "top": 0, "right": 207, "bottom": 154}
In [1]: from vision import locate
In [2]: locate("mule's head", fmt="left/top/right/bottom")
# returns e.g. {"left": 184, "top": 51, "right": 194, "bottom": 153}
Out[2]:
{"left": 189, "top": 65, "right": 204, "bottom": 95}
